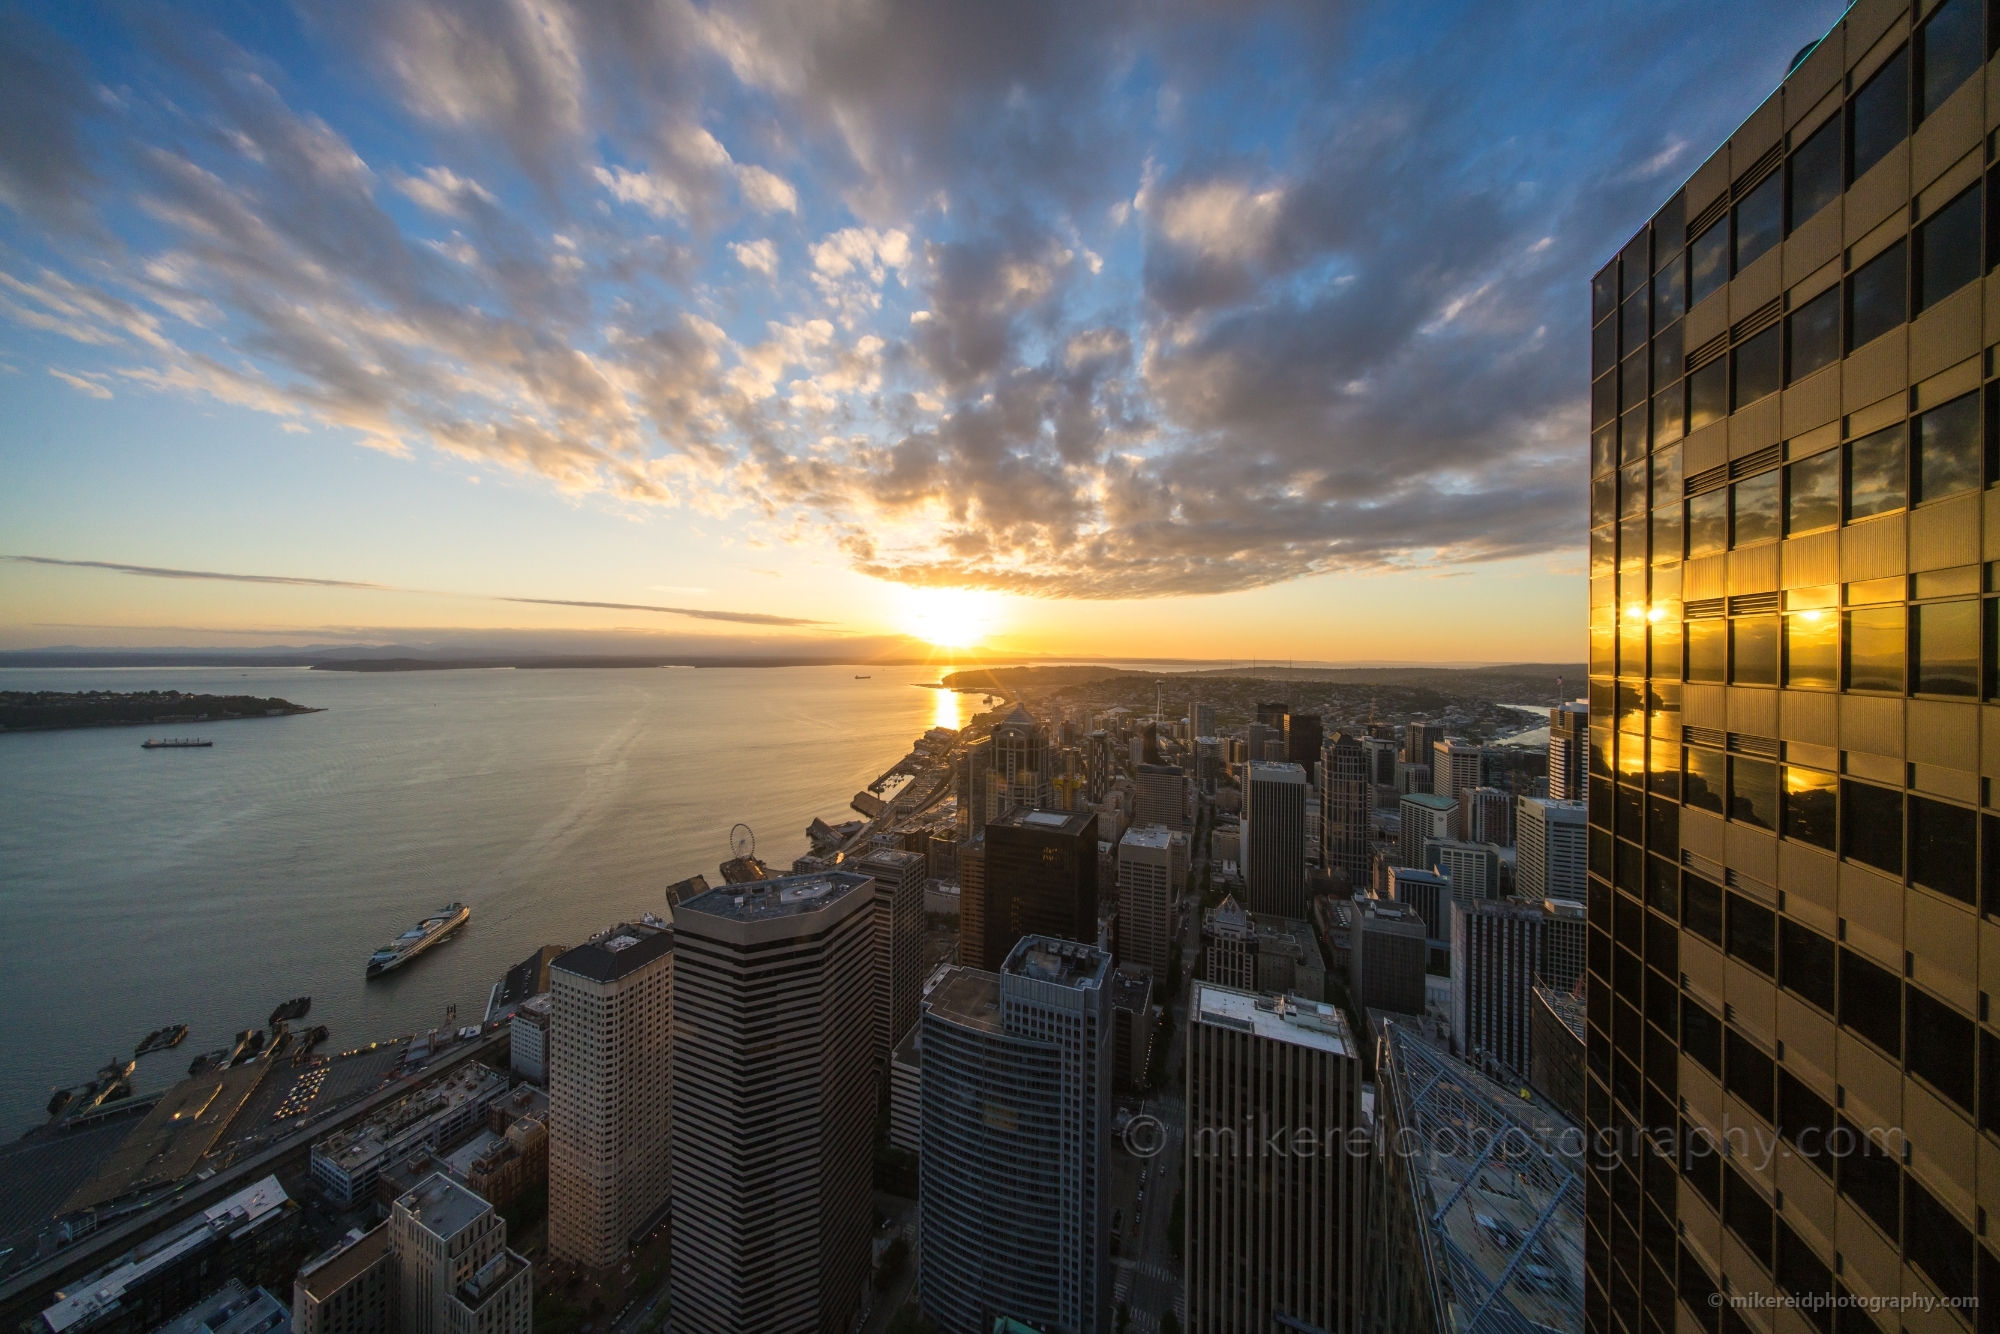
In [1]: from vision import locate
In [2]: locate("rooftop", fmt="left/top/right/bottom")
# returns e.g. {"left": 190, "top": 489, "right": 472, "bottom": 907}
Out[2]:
{"left": 854, "top": 847, "right": 925, "bottom": 869}
{"left": 990, "top": 806, "right": 1095, "bottom": 838}
{"left": 1401, "top": 793, "right": 1458, "bottom": 812}
{"left": 1245, "top": 762, "right": 1307, "bottom": 783}
{"left": 1003, "top": 936, "right": 1110, "bottom": 989}
{"left": 1378, "top": 1022, "right": 1583, "bottom": 1333}
{"left": 1110, "top": 969, "right": 1153, "bottom": 1012}
{"left": 154, "top": 1281, "right": 289, "bottom": 1334}
{"left": 498, "top": 945, "right": 563, "bottom": 1006}
{"left": 550, "top": 916, "right": 673, "bottom": 983}
{"left": 395, "top": 1171, "right": 490, "bottom": 1243}
{"left": 457, "top": 1251, "right": 528, "bottom": 1313}
{"left": 42, "top": 1177, "right": 290, "bottom": 1334}
{"left": 1120, "top": 824, "right": 1174, "bottom": 850}
{"left": 925, "top": 967, "right": 1002, "bottom": 1034}
{"left": 1534, "top": 986, "right": 1588, "bottom": 1044}
{"left": 297, "top": 1224, "right": 389, "bottom": 1302}
{"left": 1192, "top": 983, "right": 1354, "bottom": 1058}
{"left": 680, "top": 870, "right": 872, "bottom": 922}
{"left": 314, "top": 1064, "right": 506, "bottom": 1172}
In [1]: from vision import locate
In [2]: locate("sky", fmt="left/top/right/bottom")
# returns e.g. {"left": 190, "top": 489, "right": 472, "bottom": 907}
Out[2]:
{"left": 0, "top": 0, "right": 1848, "bottom": 663}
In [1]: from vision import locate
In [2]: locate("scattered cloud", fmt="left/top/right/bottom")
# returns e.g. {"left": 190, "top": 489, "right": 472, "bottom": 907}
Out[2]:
{"left": 48, "top": 367, "right": 111, "bottom": 398}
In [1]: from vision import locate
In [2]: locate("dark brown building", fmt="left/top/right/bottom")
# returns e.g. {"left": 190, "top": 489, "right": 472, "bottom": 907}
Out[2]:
{"left": 979, "top": 807, "right": 1099, "bottom": 968}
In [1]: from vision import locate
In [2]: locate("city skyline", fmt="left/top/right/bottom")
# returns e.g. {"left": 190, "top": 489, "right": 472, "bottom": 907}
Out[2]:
{"left": 0, "top": 1, "right": 1845, "bottom": 662}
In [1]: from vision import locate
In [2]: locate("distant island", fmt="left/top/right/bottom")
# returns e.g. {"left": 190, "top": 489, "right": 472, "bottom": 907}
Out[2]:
{"left": 0, "top": 690, "right": 322, "bottom": 733}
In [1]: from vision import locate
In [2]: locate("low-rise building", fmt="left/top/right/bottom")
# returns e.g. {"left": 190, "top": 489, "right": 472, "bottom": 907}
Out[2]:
{"left": 389, "top": 1174, "right": 531, "bottom": 1334}
{"left": 310, "top": 1064, "right": 509, "bottom": 1210}
{"left": 293, "top": 1225, "right": 391, "bottom": 1334}
{"left": 507, "top": 995, "right": 549, "bottom": 1084}
{"left": 1249, "top": 913, "right": 1327, "bottom": 1002}
{"left": 153, "top": 1283, "right": 290, "bottom": 1334}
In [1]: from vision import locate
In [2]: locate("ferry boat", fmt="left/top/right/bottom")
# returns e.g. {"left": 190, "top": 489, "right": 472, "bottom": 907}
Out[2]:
{"left": 366, "top": 902, "right": 470, "bottom": 978}
{"left": 141, "top": 738, "right": 212, "bottom": 749}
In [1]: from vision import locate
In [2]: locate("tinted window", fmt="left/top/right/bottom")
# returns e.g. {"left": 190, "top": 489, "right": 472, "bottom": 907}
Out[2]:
{"left": 1786, "top": 450, "right": 1841, "bottom": 535}
{"left": 1686, "top": 619, "right": 1726, "bottom": 684}
{"left": 1846, "top": 422, "right": 1907, "bottom": 520}
{"left": 1785, "top": 610, "right": 1839, "bottom": 690}
{"left": 1726, "top": 893, "right": 1776, "bottom": 973}
{"left": 1732, "top": 617, "right": 1779, "bottom": 688}
{"left": 1914, "top": 390, "right": 1982, "bottom": 502}
{"left": 1592, "top": 471, "right": 1616, "bottom": 521}
{"left": 1905, "top": 1174, "right": 1976, "bottom": 1302}
{"left": 1654, "top": 252, "right": 1686, "bottom": 325}
{"left": 1845, "top": 604, "right": 1907, "bottom": 694}
{"left": 1650, "top": 504, "right": 1682, "bottom": 566}
{"left": 1913, "top": 600, "right": 1979, "bottom": 697}
{"left": 1591, "top": 423, "right": 1616, "bottom": 478}
{"left": 1593, "top": 265, "right": 1618, "bottom": 323}
{"left": 1848, "top": 239, "right": 1907, "bottom": 350}
{"left": 1622, "top": 291, "right": 1650, "bottom": 355}
{"left": 1918, "top": 0, "right": 1983, "bottom": 120}
{"left": 1620, "top": 460, "right": 1648, "bottom": 519}
{"left": 1620, "top": 347, "right": 1648, "bottom": 413}
{"left": 1723, "top": 1166, "right": 1775, "bottom": 1266}
{"left": 1915, "top": 185, "right": 1982, "bottom": 313}
{"left": 1681, "top": 995, "right": 1722, "bottom": 1073}
{"left": 1650, "top": 317, "right": 1682, "bottom": 387}
{"left": 1685, "top": 746, "right": 1725, "bottom": 816}
{"left": 1593, "top": 318, "right": 1618, "bottom": 375}
{"left": 1839, "top": 948, "right": 1903, "bottom": 1057}
{"left": 1732, "top": 325, "right": 1781, "bottom": 408}
{"left": 1905, "top": 987, "right": 1976, "bottom": 1114}
{"left": 1690, "top": 220, "right": 1729, "bottom": 306}
{"left": 1688, "top": 358, "right": 1728, "bottom": 432}
{"left": 1734, "top": 173, "right": 1782, "bottom": 272}
{"left": 1782, "top": 766, "right": 1837, "bottom": 848}
{"left": 1842, "top": 781, "right": 1904, "bottom": 876}
{"left": 1787, "top": 286, "right": 1840, "bottom": 382}
{"left": 1788, "top": 115, "right": 1843, "bottom": 231}
{"left": 1777, "top": 1072, "right": 1838, "bottom": 1173}
{"left": 1593, "top": 372, "right": 1619, "bottom": 428}
{"left": 1836, "top": 1115, "right": 1902, "bottom": 1238}
{"left": 1619, "top": 405, "right": 1648, "bottom": 465}
{"left": 1651, "top": 443, "right": 1682, "bottom": 498}
{"left": 1652, "top": 384, "right": 1684, "bottom": 447}
{"left": 1849, "top": 45, "right": 1910, "bottom": 183}
{"left": 1731, "top": 471, "right": 1780, "bottom": 546}
{"left": 1779, "top": 918, "right": 1837, "bottom": 1012}
{"left": 1909, "top": 795, "right": 1977, "bottom": 904}
{"left": 1726, "top": 1029, "right": 1776, "bottom": 1121}
{"left": 1687, "top": 490, "right": 1728, "bottom": 557}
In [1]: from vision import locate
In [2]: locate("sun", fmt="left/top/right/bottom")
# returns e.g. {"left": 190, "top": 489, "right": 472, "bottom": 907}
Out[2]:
{"left": 897, "top": 587, "right": 998, "bottom": 649}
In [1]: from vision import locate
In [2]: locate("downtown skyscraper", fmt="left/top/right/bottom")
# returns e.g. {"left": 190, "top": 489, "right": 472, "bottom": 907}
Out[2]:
{"left": 1589, "top": 2, "right": 1994, "bottom": 1329}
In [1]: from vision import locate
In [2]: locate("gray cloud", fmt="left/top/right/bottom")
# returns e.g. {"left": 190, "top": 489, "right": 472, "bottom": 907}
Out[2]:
{"left": 6, "top": 556, "right": 391, "bottom": 588}
{"left": 0, "top": 11, "right": 100, "bottom": 233}
{"left": 498, "top": 597, "right": 827, "bottom": 626}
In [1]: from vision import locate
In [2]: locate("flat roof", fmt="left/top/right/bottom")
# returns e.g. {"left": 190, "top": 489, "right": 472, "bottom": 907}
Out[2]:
{"left": 926, "top": 967, "right": 1002, "bottom": 1034}
{"left": 680, "top": 870, "right": 872, "bottom": 922}
{"left": 1192, "top": 983, "right": 1353, "bottom": 1058}
{"left": 1110, "top": 970, "right": 1152, "bottom": 1010}
{"left": 1003, "top": 936, "right": 1110, "bottom": 989}
{"left": 989, "top": 807, "right": 1095, "bottom": 837}
{"left": 1400, "top": 793, "right": 1457, "bottom": 811}
{"left": 298, "top": 1223, "right": 389, "bottom": 1302}
{"left": 1533, "top": 986, "right": 1588, "bottom": 1044}
{"left": 1245, "top": 762, "right": 1307, "bottom": 782}
{"left": 314, "top": 1064, "right": 506, "bottom": 1173}
{"left": 61, "top": 1062, "right": 271, "bottom": 1212}
{"left": 395, "top": 1171, "right": 489, "bottom": 1243}
{"left": 551, "top": 917, "right": 672, "bottom": 983}
{"left": 1120, "top": 825, "right": 1174, "bottom": 849}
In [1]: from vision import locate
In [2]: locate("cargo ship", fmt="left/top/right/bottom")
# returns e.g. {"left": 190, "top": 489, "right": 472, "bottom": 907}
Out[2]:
{"left": 366, "top": 902, "right": 470, "bottom": 978}
{"left": 141, "top": 738, "right": 212, "bottom": 749}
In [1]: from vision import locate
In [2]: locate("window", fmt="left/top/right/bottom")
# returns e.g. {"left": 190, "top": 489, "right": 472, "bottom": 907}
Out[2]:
{"left": 1621, "top": 291, "right": 1650, "bottom": 357}
{"left": 1684, "top": 747, "right": 1725, "bottom": 814}
{"left": 1734, "top": 172, "right": 1782, "bottom": 273}
{"left": 1917, "top": 0, "right": 1982, "bottom": 120}
{"left": 1839, "top": 948, "right": 1904, "bottom": 1056}
{"left": 1847, "top": 239, "right": 1907, "bottom": 351}
{"left": 1687, "top": 490, "right": 1727, "bottom": 557}
{"left": 1647, "top": 315, "right": 1681, "bottom": 385}
{"left": 1912, "top": 600, "right": 1978, "bottom": 696}
{"left": 1654, "top": 252, "right": 1686, "bottom": 325}
{"left": 1681, "top": 995, "right": 1722, "bottom": 1073}
{"left": 1731, "top": 471, "right": 1780, "bottom": 546}
{"left": 1731, "top": 325, "right": 1780, "bottom": 409}
{"left": 1836, "top": 1114, "right": 1902, "bottom": 1239}
{"left": 1779, "top": 918, "right": 1837, "bottom": 1011}
{"left": 1909, "top": 795, "right": 1976, "bottom": 903}
{"left": 1619, "top": 405, "right": 1648, "bottom": 466}
{"left": 1690, "top": 219, "right": 1729, "bottom": 306}
{"left": 1725, "top": 1029, "right": 1776, "bottom": 1122}
{"left": 1651, "top": 615, "right": 1681, "bottom": 676}
{"left": 1913, "top": 390, "right": 1981, "bottom": 502}
{"left": 1620, "top": 347, "right": 1648, "bottom": 413}
{"left": 1915, "top": 185, "right": 1982, "bottom": 314}
{"left": 1652, "top": 383, "right": 1684, "bottom": 447}
{"left": 1782, "top": 766, "right": 1837, "bottom": 849}
{"left": 1846, "top": 422, "right": 1907, "bottom": 520}
{"left": 1785, "top": 607, "right": 1839, "bottom": 689}
{"left": 1787, "top": 114, "right": 1842, "bottom": 231}
{"left": 1593, "top": 265, "right": 1619, "bottom": 323}
{"left": 1649, "top": 735, "right": 1681, "bottom": 798}
{"left": 1842, "top": 781, "right": 1904, "bottom": 876}
{"left": 1687, "top": 358, "right": 1728, "bottom": 432}
{"left": 1904, "top": 1175, "right": 1976, "bottom": 1303}
{"left": 1650, "top": 506, "right": 1682, "bottom": 566}
{"left": 1729, "top": 755, "right": 1778, "bottom": 830}
{"left": 1731, "top": 616, "right": 1779, "bottom": 688}
{"left": 1651, "top": 442, "right": 1681, "bottom": 499}
{"left": 1849, "top": 45, "right": 1909, "bottom": 184}
{"left": 1619, "top": 460, "right": 1647, "bottom": 519}
{"left": 1591, "top": 423, "right": 1616, "bottom": 479}
{"left": 1726, "top": 893, "right": 1776, "bottom": 972}
{"left": 1786, "top": 287, "right": 1840, "bottom": 382}
{"left": 1905, "top": 985, "right": 1975, "bottom": 1115}
{"left": 1686, "top": 618, "right": 1725, "bottom": 683}
{"left": 1785, "top": 449, "right": 1840, "bottom": 535}
{"left": 1723, "top": 1167, "right": 1775, "bottom": 1267}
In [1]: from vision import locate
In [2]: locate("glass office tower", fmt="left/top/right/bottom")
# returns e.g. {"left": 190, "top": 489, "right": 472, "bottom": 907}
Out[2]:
{"left": 1588, "top": 0, "right": 1997, "bottom": 1330}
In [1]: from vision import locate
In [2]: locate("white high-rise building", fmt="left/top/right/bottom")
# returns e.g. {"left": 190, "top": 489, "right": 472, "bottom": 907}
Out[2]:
{"left": 1187, "top": 986, "right": 1362, "bottom": 1334}
{"left": 854, "top": 847, "right": 927, "bottom": 1079}
{"left": 1241, "top": 762, "right": 1308, "bottom": 918}
{"left": 1430, "top": 739, "right": 1489, "bottom": 802}
{"left": 547, "top": 916, "right": 674, "bottom": 1269}
{"left": 1515, "top": 796, "right": 1588, "bottom": 902}
{"left": 1117, "top": 825, "right": 1175, "bottom": 976}
{"left": 1397, "top": 792, "right": 1458, "bottom": 871}
{"left": 389, "top": 1173, "right": 531, "bottom": 1334}
{"left": 671, "top": 872, "right": 877, "bottom": 1334}
{"left": 919, "top": 938, "right": 1113, "bottom": 1334}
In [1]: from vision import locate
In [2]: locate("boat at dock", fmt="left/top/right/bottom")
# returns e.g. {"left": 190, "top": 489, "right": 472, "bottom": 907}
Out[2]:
{"left": 141, "top": 738, "right": 212, "bottom": 749}
{"left": 366, "top": 902, "right": 471, "bottom": 978}
{"left": 135, "top": 1024, "right": 188, "bottom": 1055}
{"left": 268, "top": 996, "right": 311, "bottom": 1027}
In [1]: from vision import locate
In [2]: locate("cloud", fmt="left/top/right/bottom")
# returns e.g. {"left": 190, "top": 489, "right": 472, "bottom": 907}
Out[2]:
{"left": 6, "top": 555, "right": 391, "bottom": 588}
{"left": 0, "top": 14, "right": 99, "bottom": 232}
{"left": 736, "top": 164, "right": 797, "bottom": 213}
{"left": 730, "top": 238, "right": 777, "bottom": 274}
{"left": 47, "top": 368, "right": 112, "bottom": 398}
{"left": 498, "top": 597, "right": 827, "bottom": 626}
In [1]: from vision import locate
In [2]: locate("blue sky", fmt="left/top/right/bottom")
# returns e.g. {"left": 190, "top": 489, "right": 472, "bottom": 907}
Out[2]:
{"left": 0, "top": 0, "right": 1846, "bottom": 659}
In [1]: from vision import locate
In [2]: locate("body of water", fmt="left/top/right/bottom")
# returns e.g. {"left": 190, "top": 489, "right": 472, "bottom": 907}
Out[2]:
{"left": 0, "top": 665, "right": 957, "bottom": 1137}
